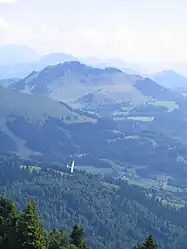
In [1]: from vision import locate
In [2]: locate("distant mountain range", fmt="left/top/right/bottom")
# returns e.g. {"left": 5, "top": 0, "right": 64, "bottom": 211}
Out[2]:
{"left": 1, "top": 60, "right": 187, "bottom": 188}
{"left": 81, "top": 57, "right": 139, "bottom": 75}
{"left": 0, "top": 44, "right": 140, "bottom": 76}
{"left": 0, "top": 44, "right": 79, "bottom": 78}
{"left": 9, "top": 61, "right": 148, "bottom": 107}
{"left": 2, "top": 45, "right": 187, "bottom": 246}
{"left": 149, "top": 70, "right": 187, "bottom": 90}
{"left": 2, "top": 61, "right": 186, "bottom": 140}
{"left": 1, "top": 61, "right": 186, "bottom": 118}
{"left": 8, "top": 61, "right": 182, "bottom": 114}
{"left": 0, "top": 44, "right": 39, "bottom": 66}
{"left": 1, "top": 44, "right": 187, "bottom": 89}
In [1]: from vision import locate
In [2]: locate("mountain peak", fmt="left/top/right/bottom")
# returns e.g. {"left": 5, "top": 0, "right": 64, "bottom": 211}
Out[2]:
{"left": 104, "top": 67, "right": 123, "bottom": 73}
{"left": 40, "top": 61, "right": 104, "bottom": 76}
{"left": 150, "top": 70, "right": 187, "bottom": 88}
{"left": 0, "top": 44, "right": 39, "bottom": 66}
{"left": 40, "top": 53, "right": 78, "bottom": 66}
{"left": 158, "top": 70, "right": 180, "bottom": 76}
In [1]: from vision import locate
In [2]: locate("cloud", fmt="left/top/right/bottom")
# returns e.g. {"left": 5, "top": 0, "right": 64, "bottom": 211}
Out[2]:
{"left": 0, "top": 0, "right": 17, "bottom": 3}
{"left": 0, "top": 20, "right": 187, "bottom": 63}
{"left": 0, "top": 17, "right": 8, "bottom": 29}
{"left": 0, "top": 18, "right": 33, "bottom": 45}
{"left": 31, "top": 25, "right": 136, "bottom": 59}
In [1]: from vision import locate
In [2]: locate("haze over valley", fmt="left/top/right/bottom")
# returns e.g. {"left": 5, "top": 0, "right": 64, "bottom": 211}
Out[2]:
{"left": 1, "top": 1, "right": 187, "bottom": 249}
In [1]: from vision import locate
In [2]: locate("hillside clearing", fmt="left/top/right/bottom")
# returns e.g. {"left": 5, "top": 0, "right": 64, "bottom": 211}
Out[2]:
{"left": 127, "top": 116, "right": 154, "bottom": 121}
{"left": 151, "top": 101, "right": 179, "bottom": 112}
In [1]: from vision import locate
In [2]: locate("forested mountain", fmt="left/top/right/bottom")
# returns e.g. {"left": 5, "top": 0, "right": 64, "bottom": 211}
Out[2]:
{"left": 1, "top": 3, "right": 187, "bottom": 249}
{"left": 1, "top": 80, "right": 187, "bottom": 190}
{"left": 0, "top": 153, "right": 187, "bottom": 249}
{"left": 1, "top": 61, "right": 187, "bottom": 249}
{"left": 0, "top": 86, "right": 91, "bottom": 124}
{"left": 0, "top": 194, "right": 158, "bottom": 249}
{"left": 0, "top": 194, "right": 89, "bottom": 249}
{"left": 10, "top": 62, "right": 177, "bottom": 106}
{"left": 1, "top": 91, "right": 187, "bottom": 190}
{"left": 8, "top": 61, "right": 187, "bottom": 122}
{"left": 5, "top": 62, "right": 187, "bottom": 140}
{"left": 10, "top": 62, "right": 145, "bottom": 105}
{"left": 1, "top": 62, "right": 187, "bottom": 201}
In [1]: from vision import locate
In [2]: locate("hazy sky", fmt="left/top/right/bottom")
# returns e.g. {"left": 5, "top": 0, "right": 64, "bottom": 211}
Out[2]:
{"left": 0, "top": 0, "right": 186, "bottom": 63}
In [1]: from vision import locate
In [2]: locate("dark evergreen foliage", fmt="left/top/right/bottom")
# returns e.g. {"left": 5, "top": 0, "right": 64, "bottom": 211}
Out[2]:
{"left": 0, "top": 154, "right": 187, "bottom": 249}
{"left": 134, "top": 234, "right": 158, "bottom": 249}
{"left": 0, "top": 195, "right": 86, "bottom": 249}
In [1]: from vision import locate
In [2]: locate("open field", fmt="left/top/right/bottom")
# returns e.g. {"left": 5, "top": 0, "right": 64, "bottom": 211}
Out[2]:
{"left": 127, "top": 116, "right": 154, "bottom": 121}
{"left": 151, "top": 101, "right": 179, "bottom": 112}
{"left": 78, "top": 165, "right": 115, "bottom": 174}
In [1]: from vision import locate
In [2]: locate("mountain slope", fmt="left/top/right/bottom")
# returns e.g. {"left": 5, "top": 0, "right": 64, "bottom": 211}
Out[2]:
{"left": 0, "top": 86, "right": 94, "bottom": 160}
{"left": 0, "top": 44, "right": 39, "bottom": 66}
{"left": 10, "top": 61, "right": 152, "bottom": 105}
{"left": 1, "top": 86, "right": 187, "bottom": 187}
{"left": 2, "top": 63, "right": 187, "bottom": 184}
{"left": 0, "top": 78, "right": 19, "bottom": 86}
{"left": 0, "top": 86, "right": 91, "bottom": 123}
{"left": 10, "top": 62, "right": 187, "bottom": 120}
{"left": 0, "top": 52, "right": 79, "bottom": 79}
{"left": 1, "top": 153, "right": 187, "bottom": 249}
{"left": 150, "top": 70, "right": 187, "bottom": 89}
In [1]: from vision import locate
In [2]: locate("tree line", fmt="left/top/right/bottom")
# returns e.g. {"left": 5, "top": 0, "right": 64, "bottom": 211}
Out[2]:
{"left": 0, "top": 153, "right": 187, "bottom": 249}
{"left": 0, "top": 195, "right": 158, "bottom": 249}
{"left": 0, "top": 195, "right": 89, "bottom": 249}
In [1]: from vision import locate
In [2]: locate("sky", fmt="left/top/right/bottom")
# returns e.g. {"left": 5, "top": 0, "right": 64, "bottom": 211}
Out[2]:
{"left": 0, "top": 0, "right": 187, "bottom": 63}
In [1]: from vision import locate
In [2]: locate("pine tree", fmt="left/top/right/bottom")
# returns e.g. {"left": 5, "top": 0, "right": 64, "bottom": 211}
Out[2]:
{"left": 70, "top": 225, "right": 88, "bottom": 249}
{"left": 19, "top": 200, "right": 47, "bottom": 249}
{"left": 48, "top": 229, "right": 70, "bottom": 249}
{"left": 134, "top": 235, "right": 158, "bottom": 249}
{"left": 0, "top": 195, "right": 20, "bottom": 249}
